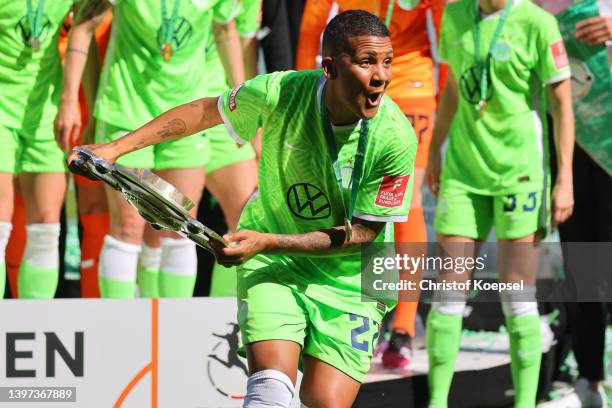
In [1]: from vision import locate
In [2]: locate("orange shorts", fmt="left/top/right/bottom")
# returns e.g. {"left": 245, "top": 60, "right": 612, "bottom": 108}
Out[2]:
{"left": 393, "top": 96, "right": 436, "bottom": 169}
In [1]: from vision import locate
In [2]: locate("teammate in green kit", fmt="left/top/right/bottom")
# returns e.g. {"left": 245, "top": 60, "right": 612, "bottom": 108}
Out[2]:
{"left": 69, "top": 10, "right": 417, "bottom": 406}
{"left": 55, "top": 0, "right": 244, "bottom": 299}
{"left": 425, "top": 0, "right": 575, "bottom": 407}
{"left": 0, "top": 0, "right": 76, "bottom": 299}
{"left": 197, "top": 0, "right": 261, "bottom": 297}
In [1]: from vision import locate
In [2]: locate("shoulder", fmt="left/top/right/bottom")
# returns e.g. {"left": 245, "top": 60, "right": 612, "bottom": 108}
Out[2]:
{"left": 444, "top": 0, "right": 472, "bottom": 20}
{"left": 372, "top": 96, "right": 417, "bottom": 152}
{"left": 514, "top": 1, "right": 557, "bottom": 27}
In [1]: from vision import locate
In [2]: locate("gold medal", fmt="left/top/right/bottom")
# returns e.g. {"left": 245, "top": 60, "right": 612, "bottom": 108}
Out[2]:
{"left": 344, "top": 217, "right": 353, "bottom": 242}
{"left": 478, "top": 99, "right": 487, "bottom": 116}
{"left": 31, "top": 37, "right": 40, "bottom": 52}
{"left": 161, "top": 42, "right": 173, "bottom": 62}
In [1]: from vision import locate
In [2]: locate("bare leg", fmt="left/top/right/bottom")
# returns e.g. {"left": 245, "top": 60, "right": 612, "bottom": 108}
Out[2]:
{"left": 0, "top": 172, "right": 14, "bottom": 222}
{"left": 17, "top": 173, "right": 67, "bottom": 298}
{"left": 497, "top": 233, "right": 541, "bottom": 408}
{"left": 206, "top": 159, "right": 257, "bottom": 231}
{"left": 300, "top": 356, "right": 361, "bottom": 408}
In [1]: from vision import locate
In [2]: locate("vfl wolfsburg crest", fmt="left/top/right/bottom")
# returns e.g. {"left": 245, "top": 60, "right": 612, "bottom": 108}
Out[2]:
{"left": 156, "top": 17, "right": 193, "bottom": 54}
{"left": 286, "top": 183, "right": 331, "bottom": 220}
{"left": 14, "top": 14, "right": 51, "bottom": 48}
{"left": 460, "top": 65, "right": 494, "bottom": 105}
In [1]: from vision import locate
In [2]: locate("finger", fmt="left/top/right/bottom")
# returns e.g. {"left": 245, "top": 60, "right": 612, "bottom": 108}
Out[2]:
{"left": 69, "top": 125, "right": 81, "bottom": 152}
{"left": 578, "top": 28, "right": 610, "bottom": 45}
{"left": 576, "top": 23, "right": 607, "bottom": 41}
{"left": 223, "top": 245, "right": 245, "bottom": 256}
{"left": 575, "top": 16, "right": 602, "bottom": 30}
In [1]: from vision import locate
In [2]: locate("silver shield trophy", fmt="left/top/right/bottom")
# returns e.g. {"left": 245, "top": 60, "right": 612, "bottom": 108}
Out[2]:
{"left": 69, "top": 146, "right": 228, "bottom": 258}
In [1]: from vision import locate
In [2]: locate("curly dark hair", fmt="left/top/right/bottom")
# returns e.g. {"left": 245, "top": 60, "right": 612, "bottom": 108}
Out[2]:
{"left": 322, "top": 10, "right": 390, "bottom": 57}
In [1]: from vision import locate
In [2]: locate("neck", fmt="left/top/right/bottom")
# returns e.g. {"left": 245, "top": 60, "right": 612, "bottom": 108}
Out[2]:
{"left": 324, "top": 84, "right": 360, "bottom": 126}
{"left": 479, "top": 0, "right": 508, "bottom": 14}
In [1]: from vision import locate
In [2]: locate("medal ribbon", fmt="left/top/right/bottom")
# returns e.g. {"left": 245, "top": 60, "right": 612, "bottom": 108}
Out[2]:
{"left": 473, "top": 0, "right": 513, "bottom": 114}
{"left": 26, "top": 0, "right": 45, "bottom": 42}
{"left": 161, "top": 0, "right": 182, "bottom": 47}
{"left": 320, "top": 81, "right": 369, "bottom": 241}
{"left": 384, "top": 0, "right": 395, "bottom": 28}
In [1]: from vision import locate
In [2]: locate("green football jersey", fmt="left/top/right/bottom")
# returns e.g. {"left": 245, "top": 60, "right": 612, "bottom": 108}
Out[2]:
{"left": 0, "top": 0, "right": 74, "bottom": 130}
{"left": 203, "top": 0, "right": 260, "bottom": 96}
{"left": 95, "top": 0, "right": 236, "bottom": 129}
{"left": 234, "top": 0, "right": 260, "bottom": 37}
{"left": 439, "top": 0, "right": 571, "bottom": 195}
{"left": 219, "top": 70, "right": 417, "bottom": 320}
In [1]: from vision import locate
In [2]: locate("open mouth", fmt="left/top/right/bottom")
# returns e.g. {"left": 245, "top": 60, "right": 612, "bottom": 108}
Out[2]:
{"left": 366, "top": 92, "right": 383, "bottom": 107}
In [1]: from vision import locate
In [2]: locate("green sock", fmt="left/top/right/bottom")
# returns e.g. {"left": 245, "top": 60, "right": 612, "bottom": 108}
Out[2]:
{"left": 427, "top": 311, "right": 463, "bottom": 408}
{"left": 0, "top": 263, "right": 5, "bottom": 299}
{"left": 18, "top": 262, "right": 58, "bottom": 299}
{"left": 137, "top": 266, "right": 159, "bottom": 298}
{"left": 209, "top": 263, "right": 237, "bottom": 297}
{"left": 159, "top": 271, "right": 196, "bottom": 298}
{"left": 506, "top": 314, "right": 541, "bottom": 408}
{"left": 99, "top": 276, "right": 136, "bottom": 299}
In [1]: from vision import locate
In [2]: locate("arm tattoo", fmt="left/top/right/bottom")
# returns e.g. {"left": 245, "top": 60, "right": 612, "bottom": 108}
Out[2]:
{"left": 157, "top": 118, "right": 187, "bottom": 139}
{"left": 74, "top": 0, "right": 112, "bottom": 25}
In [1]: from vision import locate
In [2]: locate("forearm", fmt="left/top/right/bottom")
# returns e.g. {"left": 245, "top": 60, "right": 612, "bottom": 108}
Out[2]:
{"left": 550, "top": 79, "right": 575, "bottom": 184}
{"left": 214, "top": 20, "right": 245, "bottom": 86}
{"left": 61, "top": 24, "right": 95, "bottom": 103}
{"left": 81, "top": 38, "right": 101, "bottom": 114}
{"left": 109, "top": 97, "right": 222, "bottom": 157}
{"left": 241, "top": 36, "right": 258, "bottom": 80}
{"left": 62, "top": 0, "right": 110, "bottom": 102}
{"left": 265, "top": 223, "right": 378, "bottom": 257}
{"left": 430, "top": 69, "right": 458, "bottom": 151}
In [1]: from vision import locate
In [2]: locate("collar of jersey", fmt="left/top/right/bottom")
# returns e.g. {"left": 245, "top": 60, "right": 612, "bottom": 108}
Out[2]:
{"left": 478, "top": 0, "right": 522, "bottom": 19}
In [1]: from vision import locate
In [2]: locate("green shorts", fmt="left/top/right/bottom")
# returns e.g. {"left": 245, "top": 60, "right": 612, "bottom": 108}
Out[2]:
{"left": 205, "top": 124, "right": 255, "bottom": 174}
{"left": 237, "top": 256, "right": 380, "bottom": 382}
{"left": 0, "top": 124, "right": 66, "bottom": 174}
{"left": 434, "top": 185, "right": 549, "bottom": 240}
{"left": 96, "top": 120, "right": 210, "bottom": 170}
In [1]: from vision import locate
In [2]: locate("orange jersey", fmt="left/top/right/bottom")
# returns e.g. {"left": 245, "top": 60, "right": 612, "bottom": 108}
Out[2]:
{"left": 296, "top": 0, "right": 444, "bottom": 100}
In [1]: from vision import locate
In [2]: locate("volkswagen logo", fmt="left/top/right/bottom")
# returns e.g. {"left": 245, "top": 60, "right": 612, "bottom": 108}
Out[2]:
{"left": 286, "top": 183, "right": 331, "bottom": 220}
{"left": 460, "top": 64, "right": 494, "bottom": 105}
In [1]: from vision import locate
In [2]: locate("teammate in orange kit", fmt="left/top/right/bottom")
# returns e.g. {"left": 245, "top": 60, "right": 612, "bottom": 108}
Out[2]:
{"left": 296, "top": 0, "right": 445, "bottom": 368}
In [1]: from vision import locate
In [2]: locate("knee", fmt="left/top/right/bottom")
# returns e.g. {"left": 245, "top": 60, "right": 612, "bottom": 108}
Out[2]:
{"left": 244, "top": 369, "right": 295, "bottom": 408}
{"left": 110, "top": 212, "right": 145, "bottom": 243}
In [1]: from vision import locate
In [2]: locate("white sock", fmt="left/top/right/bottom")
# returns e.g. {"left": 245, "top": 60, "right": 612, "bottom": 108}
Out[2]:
{"left": 500, "top": 286, "right": 538, "bottom": 317}
{"left": 23, "top": 223, "right": 60, "bottom": 268}
{"left": 99, "top": 235, "right": 141, "bottom": 281}
{"left": 160, "top": 238, "right": 197, "bottom": 276}
{"left": 244, "top": 369, "right": 295, "bottom": 408}
{"left": 139, "top": 243, "right": 161, "bottom": 269}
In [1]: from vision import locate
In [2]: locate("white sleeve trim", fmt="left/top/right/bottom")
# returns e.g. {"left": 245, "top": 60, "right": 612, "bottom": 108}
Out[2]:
{"left": 545, "top": 71, "right": 571, "bottom": 85}
{"left": 239, "top": 31, "right": 258, "bottom": 39}
{"left": 353, "top": 211, "right": 408, "bottom": 223}
{"left": 217, "top": 95, "right": 247, "bottom": 145}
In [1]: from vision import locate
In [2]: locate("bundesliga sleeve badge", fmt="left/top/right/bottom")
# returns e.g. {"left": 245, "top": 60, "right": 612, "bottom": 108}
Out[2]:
{"left": 375, "top": 175, "right": 410, "bottom": 208}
